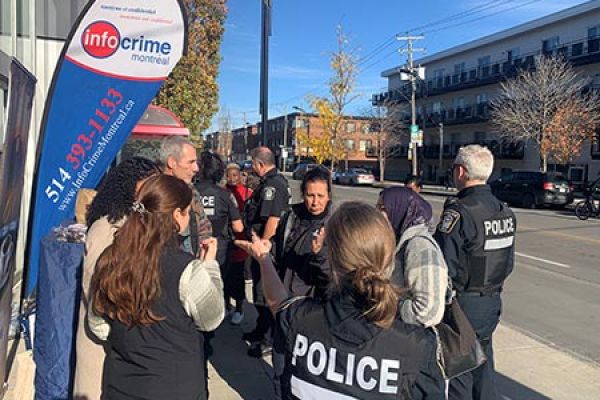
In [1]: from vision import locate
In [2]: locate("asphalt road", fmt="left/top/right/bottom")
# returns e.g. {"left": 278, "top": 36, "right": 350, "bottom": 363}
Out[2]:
{"left": 288, "top": 179, "right": 600, "bottom": 365}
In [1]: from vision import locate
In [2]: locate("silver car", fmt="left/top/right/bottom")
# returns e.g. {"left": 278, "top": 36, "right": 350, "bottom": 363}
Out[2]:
{"left": 337, "top": 168, "right": 375, "bottom": 186}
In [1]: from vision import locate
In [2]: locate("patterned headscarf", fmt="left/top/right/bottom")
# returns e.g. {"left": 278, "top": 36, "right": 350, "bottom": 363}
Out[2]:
{"left": 380, "top": 187, "right": 433, "bottom": 239}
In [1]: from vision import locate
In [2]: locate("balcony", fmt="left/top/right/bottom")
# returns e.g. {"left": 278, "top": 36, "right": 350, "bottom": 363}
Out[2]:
{"left": 421, "top": 139, "right": 524, "bottom": 160}
{"left": 421, "top": 103, "right": 491, "bottom": 127}
{"left": 373, "top": 34, "right": 600, "bottom": 105}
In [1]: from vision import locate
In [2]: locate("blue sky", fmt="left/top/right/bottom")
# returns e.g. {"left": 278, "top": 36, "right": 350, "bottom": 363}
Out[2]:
{"left": 210, "top": 0, "right": 588, "bottom": 132}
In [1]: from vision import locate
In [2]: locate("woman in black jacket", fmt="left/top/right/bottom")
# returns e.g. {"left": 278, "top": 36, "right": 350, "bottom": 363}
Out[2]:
{"left": 273, "top": 166, "right": 332, "bottom": 299}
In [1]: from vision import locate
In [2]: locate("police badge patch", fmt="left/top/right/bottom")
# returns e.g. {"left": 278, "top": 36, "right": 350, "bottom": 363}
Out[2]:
{"left": 438, "top": 209, "right": 461, "bottom": 233}
{"left": 264, "top": 186, "right": 276, "bottom": 200}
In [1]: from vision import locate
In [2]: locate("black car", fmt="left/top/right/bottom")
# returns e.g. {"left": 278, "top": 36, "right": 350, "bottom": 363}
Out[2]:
{"left": 490, "top": 171, "right": 574, "bottom": 209}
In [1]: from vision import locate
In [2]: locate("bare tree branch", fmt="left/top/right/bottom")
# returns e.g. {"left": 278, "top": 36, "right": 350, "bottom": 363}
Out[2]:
{"left": 491, "top": 56, "right": 600, "bottom": 171}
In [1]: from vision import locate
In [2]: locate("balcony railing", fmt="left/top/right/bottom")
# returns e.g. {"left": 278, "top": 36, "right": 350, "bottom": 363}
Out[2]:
{"left": 372, "top": 34, "right": 600, "bottom": 106}
{"left": 421, "top": 139, "right": 524, "bottom": 160}
{"left": 418, "top": 103, "right": 491, "bottom": 127}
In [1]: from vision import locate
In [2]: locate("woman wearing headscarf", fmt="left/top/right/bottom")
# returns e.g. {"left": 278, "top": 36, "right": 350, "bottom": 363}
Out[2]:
{"left": 377, "top": 187, "right": 447, "bottom": 327}
{"left": 378, "top": 187, "right": 448, "bottom": 400}
{"left": 73, "top": 157, "right": 160, "bottom": 399}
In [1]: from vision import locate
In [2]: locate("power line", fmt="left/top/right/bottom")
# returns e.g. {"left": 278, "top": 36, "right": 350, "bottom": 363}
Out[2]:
{"left": 407, "top": 0, "right": 520, "bottom": 33}
{"left": 423, "top": 0, "right": 544, "bottom": 35}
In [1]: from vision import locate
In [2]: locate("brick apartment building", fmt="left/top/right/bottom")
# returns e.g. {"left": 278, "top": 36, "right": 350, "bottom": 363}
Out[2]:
{"left": 208, "top": 112, "right": 378, "bottom": 171}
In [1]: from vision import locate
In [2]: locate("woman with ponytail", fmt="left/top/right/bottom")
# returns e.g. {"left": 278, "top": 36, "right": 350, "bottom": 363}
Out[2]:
{"left": 88, "top": 175, "right": 224, "bottom": 400}
{"left": 236, "top": 202, "right": 435, "bottom": 400}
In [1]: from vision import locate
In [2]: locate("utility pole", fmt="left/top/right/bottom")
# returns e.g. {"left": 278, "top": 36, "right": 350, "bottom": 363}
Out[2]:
{"left": 283, "top": 105, "right": 288, "bottom": 172}
{"left": 397, "top": 35, "right": 425, "bottom": 177}
{"left": 243, "top": 111, "right": 248, "bottom": 160}
{"left": 438, "top": 122, "right": 444, "bottom": 183}
{"left": 259, "top": 0, "right": 272, "bottom": 146}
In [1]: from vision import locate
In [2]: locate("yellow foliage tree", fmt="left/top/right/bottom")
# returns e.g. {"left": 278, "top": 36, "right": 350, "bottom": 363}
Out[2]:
{"left": 306, "top": 26, "right": 359, "bottom": 168}
{"left": 155, "top": 0, "right": 227, "bottom": 148}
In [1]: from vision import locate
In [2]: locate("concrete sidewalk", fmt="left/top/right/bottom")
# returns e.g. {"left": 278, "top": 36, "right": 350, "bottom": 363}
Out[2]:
{"left": 6, "top": 300, "right": 600, "bottom": 399}
{"left": 206, "top": 302, "right": 600, "bottom": 400}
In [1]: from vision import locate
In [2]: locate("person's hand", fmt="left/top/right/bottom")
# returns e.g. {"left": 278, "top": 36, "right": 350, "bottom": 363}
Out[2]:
{"left": 311, "top": 227, "right": 326, "bottom": 254}
{"left": 234, "top": 231, "right": 272, "bottom": 262}
{"left": 199, "top": 237, "right": 218, "bottom": 261}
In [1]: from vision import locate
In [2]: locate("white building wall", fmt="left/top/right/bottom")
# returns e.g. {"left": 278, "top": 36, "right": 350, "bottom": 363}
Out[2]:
{"left": 381, "top": 1, "right": 600, "bottom": 183}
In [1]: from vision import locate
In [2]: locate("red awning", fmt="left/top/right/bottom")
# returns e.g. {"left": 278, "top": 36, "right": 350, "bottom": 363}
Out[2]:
{"left": 131, "top": 105, "right": 190, "bottom": 138}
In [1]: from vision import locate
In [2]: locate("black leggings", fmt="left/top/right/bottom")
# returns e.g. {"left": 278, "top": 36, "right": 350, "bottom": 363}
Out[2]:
{"left": 225, "top": 261, "right": 246, "bottom": 302}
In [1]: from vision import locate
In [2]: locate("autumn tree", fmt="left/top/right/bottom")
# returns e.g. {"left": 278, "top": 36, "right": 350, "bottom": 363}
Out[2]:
{"left": 155, "top": 0, "right": 227, "bottom": 147}
{"left": 543, "top": 99, "right": 598, "bottom": 165}
{"left": 363, "top": 99, "right": 406, "bottom": 182}
{"left": 491, "top": 55, "right": 600, "bottom": 172}
{"left": 306, "top": 26, "right": 359, "bottom": 168}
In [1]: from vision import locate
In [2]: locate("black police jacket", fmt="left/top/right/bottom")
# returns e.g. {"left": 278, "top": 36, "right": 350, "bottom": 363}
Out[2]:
{"left": 434, "top": 185, "right": 516, "bottom": 294}
{"left": 194, "top": 180, "right": 241, "bottom": 241}
{"left": 244, "top": 168, "right": 290, "bottom": 237}
{"left": 274, "top": 293, "right": 435, "bottom": 400}
{"left": 274, "top": 202, "right": 331, "bottom": 299}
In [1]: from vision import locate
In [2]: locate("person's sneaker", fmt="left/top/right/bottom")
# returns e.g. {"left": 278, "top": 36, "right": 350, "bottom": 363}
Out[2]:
{"left": 231, "top": 311, "right": 244, "bottom": 325}
{"left": 247, "top": 340, "right": 272, "bottom": 358}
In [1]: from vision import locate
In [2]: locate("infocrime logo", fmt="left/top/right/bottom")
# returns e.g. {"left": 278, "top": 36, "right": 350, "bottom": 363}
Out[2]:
{"left": 81, "top": 21, "right": 172, "bottom": 62}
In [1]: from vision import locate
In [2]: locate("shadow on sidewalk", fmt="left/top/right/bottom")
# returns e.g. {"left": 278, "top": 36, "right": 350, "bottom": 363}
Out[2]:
{"left": 497, "top": 373, "right": 551, "bottom": 400}
{"left": 208, "top": 302, "right": 277, "bottom": 400}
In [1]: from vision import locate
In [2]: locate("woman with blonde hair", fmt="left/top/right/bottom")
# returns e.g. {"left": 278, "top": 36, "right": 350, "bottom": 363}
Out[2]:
{"left": 88, "top": 174, "right": 224, "bottom": 400}
{"left": 237, "top": 202, "right": 435, "bottom": 399}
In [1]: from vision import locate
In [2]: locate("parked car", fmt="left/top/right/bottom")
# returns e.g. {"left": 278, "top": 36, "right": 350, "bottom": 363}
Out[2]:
{"left": 489, "top": 171, "right": 574, "bottom": 209}
{"left": 292, "top": 163, "right": 317, "bottom": 180}
{"left": 238, "top": 160, "right": 252, "bottom": 171}
{"left": 331, "top": 168, "right": 342, "bottom": 184}
{"left": 337, "top": 168, "right": 375, "bottom": 186}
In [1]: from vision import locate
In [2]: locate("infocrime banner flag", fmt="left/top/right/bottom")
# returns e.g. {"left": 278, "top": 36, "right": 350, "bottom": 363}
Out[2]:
{"left": 26, "top": 0, "right": 188, "bottom": 296}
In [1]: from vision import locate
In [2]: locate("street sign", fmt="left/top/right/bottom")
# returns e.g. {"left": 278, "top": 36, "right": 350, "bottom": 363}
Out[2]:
{"left": 282, "top": 149, "right": 288, "bottom": 158}
{"left": 410, "top": 124, "right": 419, "bottom": 142}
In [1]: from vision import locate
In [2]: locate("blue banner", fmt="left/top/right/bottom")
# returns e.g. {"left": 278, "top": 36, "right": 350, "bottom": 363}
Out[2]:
{"left": 26, "top": 0, "right": 188, "bottom": 296}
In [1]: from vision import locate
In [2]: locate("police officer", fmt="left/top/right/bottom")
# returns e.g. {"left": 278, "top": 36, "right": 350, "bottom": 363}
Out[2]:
{"left": 243, "top": 146, "right": 290, "bottom": 358}
{"left": 434, "top": 144, "right": 516, "bottom": 400}
{"left": 194, "top": 151, "right": 244, "bottom": 282}
{"left": 236, "top": 202, "right": 435, "bottom": 400}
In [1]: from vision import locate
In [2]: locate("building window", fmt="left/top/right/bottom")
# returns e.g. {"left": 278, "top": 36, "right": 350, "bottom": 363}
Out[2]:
{"left": 478, "top": 56, "right": 490, "bottom": 66}
{"left": 542, "top": 37, "right": 559, "bottom": 54}
{"left": 433, "top": 102, "right": 442, "bottom": 114}
{"left": 588, "top": 26, "right": 600, "bottom": 53}
{"left": 507, "top": 48, "right": 520, "bottom": 61}
{"left": 454, "top": 63, "right": 465, "bottom": 74}
{"left": 453, "top": 97, "right": 465, "bottom": 110}
{"left": 359, "top": 140, "right": 372, "bottom": 152}
{"left": 346, "top": 122, "right": 356, "bottom": 133}
{"left": 477, "top": 93, "right": 488, "bottom": 104}
{"left": 345, "top": 139, "right": 355, "bottom": 150}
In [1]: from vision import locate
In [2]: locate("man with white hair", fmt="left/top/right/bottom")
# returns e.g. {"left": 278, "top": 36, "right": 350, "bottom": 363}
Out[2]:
{"left": 160, "top": 136, "right": 213, "bottom": 255}
{"left": 434, "top": 144, "right": 516, "bottom": 400}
